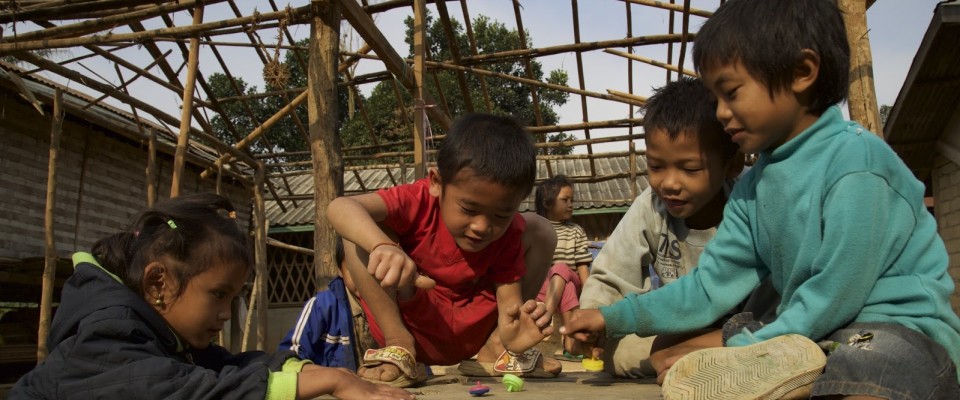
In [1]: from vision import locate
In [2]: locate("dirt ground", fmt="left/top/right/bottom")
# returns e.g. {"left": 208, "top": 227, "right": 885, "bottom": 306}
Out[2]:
{"left": 317, "top": 335, "right": 665, "bottom": 400}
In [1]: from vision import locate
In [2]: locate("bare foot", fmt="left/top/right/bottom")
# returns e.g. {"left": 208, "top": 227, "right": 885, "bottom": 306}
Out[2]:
{"left": 358, "top": 363, "right": 403, "bottom": 383}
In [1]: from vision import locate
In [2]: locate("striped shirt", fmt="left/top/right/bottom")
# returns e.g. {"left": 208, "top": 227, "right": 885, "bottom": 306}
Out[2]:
{"left": 551, "top": 220, "right": 593, "bottom": 268}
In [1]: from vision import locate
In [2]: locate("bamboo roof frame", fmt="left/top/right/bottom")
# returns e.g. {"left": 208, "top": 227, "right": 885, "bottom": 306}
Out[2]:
{"left": 0, "top": 0, "right": 881, "bottom": 354}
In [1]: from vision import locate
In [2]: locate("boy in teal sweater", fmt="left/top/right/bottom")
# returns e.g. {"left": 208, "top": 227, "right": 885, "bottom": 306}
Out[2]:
{"left": 562, "top": 0, "right": 960, "bottom": 398}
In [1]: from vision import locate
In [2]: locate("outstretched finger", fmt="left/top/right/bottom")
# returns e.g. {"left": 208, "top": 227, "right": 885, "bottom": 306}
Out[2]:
{"left": 413, "top": 273, "right": 436, "bottom": 289}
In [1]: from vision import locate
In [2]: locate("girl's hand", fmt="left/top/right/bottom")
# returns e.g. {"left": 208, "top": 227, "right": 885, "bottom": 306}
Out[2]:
{"left": 330, "top": 369, "right": 416, "bottom": 400}
{"left": 297, "top": 367, "right": 415, "bottom": 400}
{"left": 558, "top": 309, "right": 606, "bottom": 343}
{"left": 368, "top": 244, "right": 436, "bottom": 290}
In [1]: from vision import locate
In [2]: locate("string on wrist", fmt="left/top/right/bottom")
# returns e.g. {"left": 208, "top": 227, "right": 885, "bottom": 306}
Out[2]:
{"left": 370, "top": 241, "right": 401, "bottom": 253}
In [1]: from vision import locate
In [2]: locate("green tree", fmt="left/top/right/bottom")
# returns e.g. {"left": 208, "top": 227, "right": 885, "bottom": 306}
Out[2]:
{"left": 207, "top": 39, "right": 348, "bottom": 165}
{"left": 339, "top": 12, "right": 573, "bottom": 160}
{"left": 879, "top": 104, "right": 891, "bottom": 131}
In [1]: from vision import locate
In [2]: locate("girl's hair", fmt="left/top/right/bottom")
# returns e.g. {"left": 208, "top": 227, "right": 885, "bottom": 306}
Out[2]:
{"left": 91, "top": 193, "right": 252, "bottom": 298}
{"left": 535, "top": 175, "right": 572, "bottom": 217}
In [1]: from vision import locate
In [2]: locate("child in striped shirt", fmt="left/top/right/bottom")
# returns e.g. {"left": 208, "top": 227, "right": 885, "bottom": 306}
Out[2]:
{"left": 534, "top": 175, "right": 594, "bottom": 357}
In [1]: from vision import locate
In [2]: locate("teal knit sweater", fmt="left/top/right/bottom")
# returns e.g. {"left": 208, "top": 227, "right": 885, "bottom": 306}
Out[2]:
{"left": 600, "top": 106, "right": 960, "bottom": 380}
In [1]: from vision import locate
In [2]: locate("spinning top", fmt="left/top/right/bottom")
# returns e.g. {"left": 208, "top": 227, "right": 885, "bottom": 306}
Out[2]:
{"left": 582, "top": 357, "right": 604, "bottom": 372}
{"left": 502, "top": 373, "right": 524, "bottom": 392}
{"left": 468, "top": 381, "right": 490, "bottom": 396}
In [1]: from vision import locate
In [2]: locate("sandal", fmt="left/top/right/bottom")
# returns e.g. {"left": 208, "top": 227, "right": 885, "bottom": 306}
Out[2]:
{"left": 457, "top": 348, "right": 560, "bottom": 378}
{"left": 553, "top": 350, "right": 584, "bottom": 362}
{"left": 361, "top": 346, "right": 427, "bottom": 388}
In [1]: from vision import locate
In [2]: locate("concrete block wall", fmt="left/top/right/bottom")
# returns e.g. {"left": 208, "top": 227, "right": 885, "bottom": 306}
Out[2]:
{"left": 933, "top": 154, "right": 960, "bottom": 316}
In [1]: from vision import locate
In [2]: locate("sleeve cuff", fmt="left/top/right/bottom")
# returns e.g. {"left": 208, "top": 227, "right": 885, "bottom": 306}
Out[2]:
{"left": 266, "top": 371, "right": 299, "bottom": 400}
{"left": 282, "top": 358, "right": 313, "bottom": 372}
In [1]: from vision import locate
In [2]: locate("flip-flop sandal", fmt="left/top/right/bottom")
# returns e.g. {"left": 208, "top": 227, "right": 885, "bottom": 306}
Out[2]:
{"left": 361, "top": 345, "right": 427, "bottom": 388}
{"left": 457, "top": 348, "right": 560, "bottom": 378}
{"left": 553, "top": 350, "right": 584, "bottom": 362}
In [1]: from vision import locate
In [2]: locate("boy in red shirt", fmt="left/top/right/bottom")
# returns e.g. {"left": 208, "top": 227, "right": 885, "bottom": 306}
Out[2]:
{"left": 328, "top": 113, "right": 559, "bottom": 387}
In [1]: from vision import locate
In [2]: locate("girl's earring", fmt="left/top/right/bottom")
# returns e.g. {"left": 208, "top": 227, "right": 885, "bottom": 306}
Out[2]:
{"left": 154, "top": 296, "right": 165, "bottom": 308}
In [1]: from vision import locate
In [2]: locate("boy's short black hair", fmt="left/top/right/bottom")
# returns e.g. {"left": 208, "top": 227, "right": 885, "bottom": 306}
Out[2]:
{"left": 642, "top": 77, "right": 737, "bottom": 157}
{"left": 437, "top": 113, "right": 537, "bottom": 196}
{"left": 693, "top": 0, "right": 849, "bottom": 113}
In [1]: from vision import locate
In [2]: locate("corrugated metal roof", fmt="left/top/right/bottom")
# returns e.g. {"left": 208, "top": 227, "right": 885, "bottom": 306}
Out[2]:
{"left": 885, "top": 2, "right": 960, "bottom": 181}
{"left": 266, "top": 157, "right": 649, "bottom": 228}
{"left": 0, "top": 63, "right": 246, "bottom": 173}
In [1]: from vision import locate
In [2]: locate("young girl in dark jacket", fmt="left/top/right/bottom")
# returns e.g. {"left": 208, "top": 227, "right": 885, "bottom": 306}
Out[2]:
{"left": 11, "top": 193, "right": 413, "bottom": 400}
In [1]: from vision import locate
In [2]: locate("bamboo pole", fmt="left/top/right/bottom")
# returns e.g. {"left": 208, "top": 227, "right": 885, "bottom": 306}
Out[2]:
{"left": 10, "top": 51, "right": 258, "bottom": 169}
{"left": 0, "top": 5, "right": 312, "bottom": 53}
{"left": 513, "top": 0, "right": 544, "bottom": 127}
{"left": 309, "top": 0, "right": 343, "bottom": 283}
{"left": 620, "top": 0, "right": 712, "bottom": 18}
{"left": 838, "top": 0, "right": 881, "bottom": 135}
{"left": 171, "top": 5, "right": 204, "bottom": 198}
{"left": 629, "top": 141, "right": 638, "bottom": 198}
{"left": 267, "top": 237, "right": 315, "bottom": 256}
{"left": 413, "top": 0, "right": 427, "bottom": 178}
{"left": 240, "top": 273, "right": 259, "bottom": 352}
{"left": 604, "top": 49, "right": 698, "bottom": 77}
{"left": 435, "top": 0, "right": 473, "bottom": 112}
{"left": 570, "top": 0, "right": 596, "bottom": 174}
{"left": 338, "top": 0, "right": 451, "bottom": 129}
{"left": 38, "top": 89, "right": 64, "bottom": 363}
{"left": 127, "top": 21, "right": 220, "bottom": 134}
{"left": 676, "top": 0, "right": 691, "bottom": 80}
{"left": 9, "top": 0, "right": 214, "bottom": 42}
{"left": 342, "top": 54, "right": 647, "bottom": 107}
{"left": 146, "top": 128, "right": 157, "bottom": 207}
{"left": 0, "top": 0, "right": 144, "bottom": 24}
{"left": 253, "top": 165, "right": 268, "bottom": 351}
{"left": 197, "top": 44, "right": 370, "bottom": 180}
{"left": 460, "top": 0, "right": 492, "bottom": 112}
{"left": 460, "top": 33, "right": 694, "bottom": 66}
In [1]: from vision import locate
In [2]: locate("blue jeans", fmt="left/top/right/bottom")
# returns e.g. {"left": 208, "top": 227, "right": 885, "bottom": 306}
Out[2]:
{"left": 811, "top": 322, "right": 959, "bottom": 399}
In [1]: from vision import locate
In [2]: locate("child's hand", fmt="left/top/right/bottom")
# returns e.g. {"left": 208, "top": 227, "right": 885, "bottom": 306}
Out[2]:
{"left": 558, "top": 309, "right": 606, "bottom": 343}
{"left": 332, "top": 369, "right": 416, "bottom": 400}
{"left": 368, "top": 244, "right": 436, "bottom": 290}
{"left": 499, "top": 300, "right": 554, "bottom": 353}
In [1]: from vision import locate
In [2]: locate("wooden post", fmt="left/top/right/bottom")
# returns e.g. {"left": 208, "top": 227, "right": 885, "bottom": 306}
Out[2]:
{"left": 413, "top": 0, "right": 427, "bottom": 178}
{"left": 308, "top": 0, "right": 343, "bottom": 284}
{"left": 38, "top": 89, "right": 64, "bottom": 363}
{"left": 629, "top": 141, "right": 638, "bottom": 199}
{"left": 253, "top": 164, "right": 268, "bottom": 350}
{"left": 170, "top": 4, "right": 204, "bottom": 198}
{"left": 838, "top": 0, "right": 882, "bottom": 135}
{"left": 146, "top": 128, "right": 157, "bottom": 207}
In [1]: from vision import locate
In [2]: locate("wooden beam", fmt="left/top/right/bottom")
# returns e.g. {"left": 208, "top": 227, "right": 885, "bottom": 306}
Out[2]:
{"left": 253, "top": 164, "right": 268, "bottom": 350}
{"left": 309, "top": 0, "right": 343, "bottom": 283}
{"left": 413, "top": 0, "right": 427, "bottom": 178}
{"left": 38, "top": 89, "right": 63, "bottom": 363}
{"left": 171, "top": 5, "right": 204, "bottom": 198}
{"left": 460, "top": 33, "right": 693, "bottom": 66}
{"left": 0, "top": 5, "right": 312, "bottom": 53}
{"left": 839, "top": 0, "right": 882, "bottom": 135}
{"left": 338, "top": 0, "right": 452, "bottom": 129}
{"left": 7, "top": 0, "right": 213, "bottom": 42}
{"left": 620, "top": 0, "right": 712, "bottom": 18}
{"left": 604, "top": 49, "right": 698, "bottom": 77}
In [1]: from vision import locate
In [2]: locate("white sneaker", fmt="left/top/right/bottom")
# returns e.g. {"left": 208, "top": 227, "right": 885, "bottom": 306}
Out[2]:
{"left": 661, "top": 334, "right": 826, "bottom": 400}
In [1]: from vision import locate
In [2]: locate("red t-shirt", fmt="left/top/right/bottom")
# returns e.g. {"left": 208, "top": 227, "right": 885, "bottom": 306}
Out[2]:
{"left": 360, "top": 178, "right": 526, "bottom": 365}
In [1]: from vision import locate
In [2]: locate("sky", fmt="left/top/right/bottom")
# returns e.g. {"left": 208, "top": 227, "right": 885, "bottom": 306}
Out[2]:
{"left": 19, "top": 0, "right": 945, "bottom": 155}
{"left": 338, "top": 0, "right": 942, "bottom": 153}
